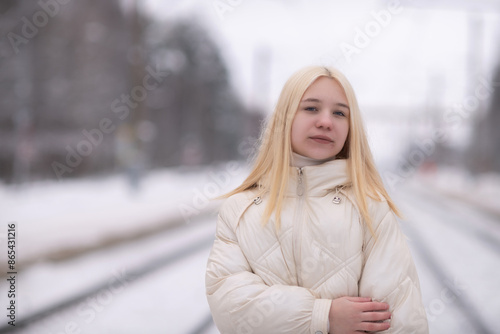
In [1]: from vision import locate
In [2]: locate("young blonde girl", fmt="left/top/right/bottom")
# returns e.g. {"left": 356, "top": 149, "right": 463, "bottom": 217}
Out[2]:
{"left": 205, "top": 66, "right": 428, "bottom": 333}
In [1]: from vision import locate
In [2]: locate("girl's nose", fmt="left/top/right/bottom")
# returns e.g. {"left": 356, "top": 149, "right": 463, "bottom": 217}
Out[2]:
{"left": 315, "top": 111, "right": 333, "bottom": 129}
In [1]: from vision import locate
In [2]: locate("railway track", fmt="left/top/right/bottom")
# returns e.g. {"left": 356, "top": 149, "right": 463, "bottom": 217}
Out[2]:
{"left": 0, "top": 213, "right": 217, "bottom": 334}
{"left": 397, "top": 183, "right": 499, "bottom": 334}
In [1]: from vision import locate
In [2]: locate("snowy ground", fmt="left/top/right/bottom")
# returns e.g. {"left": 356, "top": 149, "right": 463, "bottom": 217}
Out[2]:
{"left": 13, "top": 220, "right": 217, "bottom": 334}
{"left": 397, "top": 182, "right": 500, "bottom": 333}
{"left": 414, "top": 165, "right": 500, "bottom": 218}
{"left": 0, "top": 164, "right": 498, "bottom": 333}
{"left": 0, "top": 161, "right": 248, "bottom": 268}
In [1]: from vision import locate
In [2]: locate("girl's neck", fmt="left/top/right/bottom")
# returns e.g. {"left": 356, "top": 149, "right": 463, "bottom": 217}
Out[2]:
{"left": 291, "top": 152, "right": 335, "bottom": 168}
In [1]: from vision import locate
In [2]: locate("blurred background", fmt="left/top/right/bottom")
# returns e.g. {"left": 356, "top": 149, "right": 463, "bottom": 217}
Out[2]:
{"left": 0, "top": 0, "right": 499, "bottom": 333}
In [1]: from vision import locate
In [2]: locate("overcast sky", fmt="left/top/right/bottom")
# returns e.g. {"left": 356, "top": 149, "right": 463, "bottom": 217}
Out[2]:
{"left": 143, "top": 0, "right": 499, "bottom": 110}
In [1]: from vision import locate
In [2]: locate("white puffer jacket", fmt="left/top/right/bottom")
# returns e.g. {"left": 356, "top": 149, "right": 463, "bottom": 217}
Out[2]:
{"left": 206, "top": 160, "right": 428, "bottom": 334}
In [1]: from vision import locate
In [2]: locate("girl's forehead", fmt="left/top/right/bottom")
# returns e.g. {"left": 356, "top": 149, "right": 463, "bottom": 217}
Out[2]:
{"left": 302, "top": 77, "right": 348, "bottom": 103}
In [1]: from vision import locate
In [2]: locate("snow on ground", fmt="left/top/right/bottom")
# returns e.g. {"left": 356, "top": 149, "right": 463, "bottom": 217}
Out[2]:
{"left": 76, "top": 247, "right": 213, "bottom": 334}
{"left": 14, "top": 219, "right": 216, "bottom": 334}
{"left": 397, "top": 183, "right": 500, "bottom": 333}
{"left": 400, "top": 226, "right": 478, "bottom": 334}
{"left": 414, "top": 166, "right": 500, "bottom": 217}
{"left": 2, "top": 218, "right": 215, "bottom": 322}
{"left": 0, "top": 162, "right": 248, "bottom": 267}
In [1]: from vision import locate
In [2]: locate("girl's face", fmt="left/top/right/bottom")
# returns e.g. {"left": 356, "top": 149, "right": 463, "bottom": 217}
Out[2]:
{"left": 291, "top": 77, "right": 350, "bottom": 160}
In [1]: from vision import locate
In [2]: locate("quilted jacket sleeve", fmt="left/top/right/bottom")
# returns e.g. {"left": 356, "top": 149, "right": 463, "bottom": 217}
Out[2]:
{"left": 358, "top": 203, "right": 429, "bottom": 333}
{"left": 205, "top": 197, "right": 331, "bottom": 334}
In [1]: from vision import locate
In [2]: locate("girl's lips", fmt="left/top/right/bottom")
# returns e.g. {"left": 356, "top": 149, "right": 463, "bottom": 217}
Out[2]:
{"left": 310, "top": 136, "right": 333, "bottom": 144}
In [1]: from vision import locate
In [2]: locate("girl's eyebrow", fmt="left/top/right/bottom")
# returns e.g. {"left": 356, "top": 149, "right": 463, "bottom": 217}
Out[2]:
{"left": 301, "top": 98, "right": 322, "bottom": 103}
{"left": 300, "top": 98, "right": 350, "bottom": 110}
{"left": 336, "top": 102, "right": 350, "bottom": 110}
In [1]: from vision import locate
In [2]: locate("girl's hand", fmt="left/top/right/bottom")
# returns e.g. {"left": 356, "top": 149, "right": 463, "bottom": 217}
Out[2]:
{"left": 329, "top": 296, "right": 391, "bottom": 333}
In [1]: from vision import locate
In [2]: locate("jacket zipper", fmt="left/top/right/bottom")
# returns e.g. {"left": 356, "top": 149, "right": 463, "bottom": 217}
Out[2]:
{"left": 297, "top": 168, "right": 304, "bottom": 196}
{"left": 293, "top": 168, "right": 305, "bottom": 286}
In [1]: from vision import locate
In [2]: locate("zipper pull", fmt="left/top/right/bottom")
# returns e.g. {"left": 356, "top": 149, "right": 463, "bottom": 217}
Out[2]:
{"left": 297, "top": 168, "right": 304, "bottom": 196}
{"left": 332, "top": 185, "right": 343, "bottom": 204}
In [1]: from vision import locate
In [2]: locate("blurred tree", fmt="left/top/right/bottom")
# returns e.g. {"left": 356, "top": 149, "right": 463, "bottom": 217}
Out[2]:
{"left": 145, "top": 20, "right": 260, "bottom": 168}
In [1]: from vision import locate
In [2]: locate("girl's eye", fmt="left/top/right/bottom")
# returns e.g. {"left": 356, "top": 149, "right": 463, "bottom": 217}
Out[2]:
{"left": 305, "top": 106, "right": 318, "bottom": 112}
{"left": 333, "top": 110, "right": 345, "bottom": 116}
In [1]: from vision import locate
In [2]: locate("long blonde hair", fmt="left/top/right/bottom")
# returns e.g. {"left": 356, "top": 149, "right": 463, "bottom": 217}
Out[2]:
{"left": 224, "top": 66, "right": 401, "bottom": 235}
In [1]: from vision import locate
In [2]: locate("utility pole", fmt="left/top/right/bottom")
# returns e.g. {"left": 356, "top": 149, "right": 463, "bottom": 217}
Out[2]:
{"left": 116, "top": 0, "right": 147, "bottom": 191}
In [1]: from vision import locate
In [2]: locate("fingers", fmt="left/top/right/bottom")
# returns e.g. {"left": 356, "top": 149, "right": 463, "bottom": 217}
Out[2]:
{"left": 359, "top": 307, "right": 391, "bottom": 332}
{"left": 358, "top": 320, "right": 391, "bottom": 332}
{"left": 330, "top": 297, "right": 392, "bottom": 333}
{"left": 359, "top": 301, "right": 390, "bottom": 312}
{"left": 345, "top": 296, "right": 373, "bottom": 303}
{"left": 344, "top": 297, "right": 390, "bottom": 312}
{"left": 362, "top": 311, "right": 391, "bottom": 322}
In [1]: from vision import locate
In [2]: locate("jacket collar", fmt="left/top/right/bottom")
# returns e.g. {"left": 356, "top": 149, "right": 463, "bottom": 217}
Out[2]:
{"left": 287, "top": 159, "right": 350, "bottom": 197}
{"left": 290, "top": 152, "right": 336, "bottom": 168}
